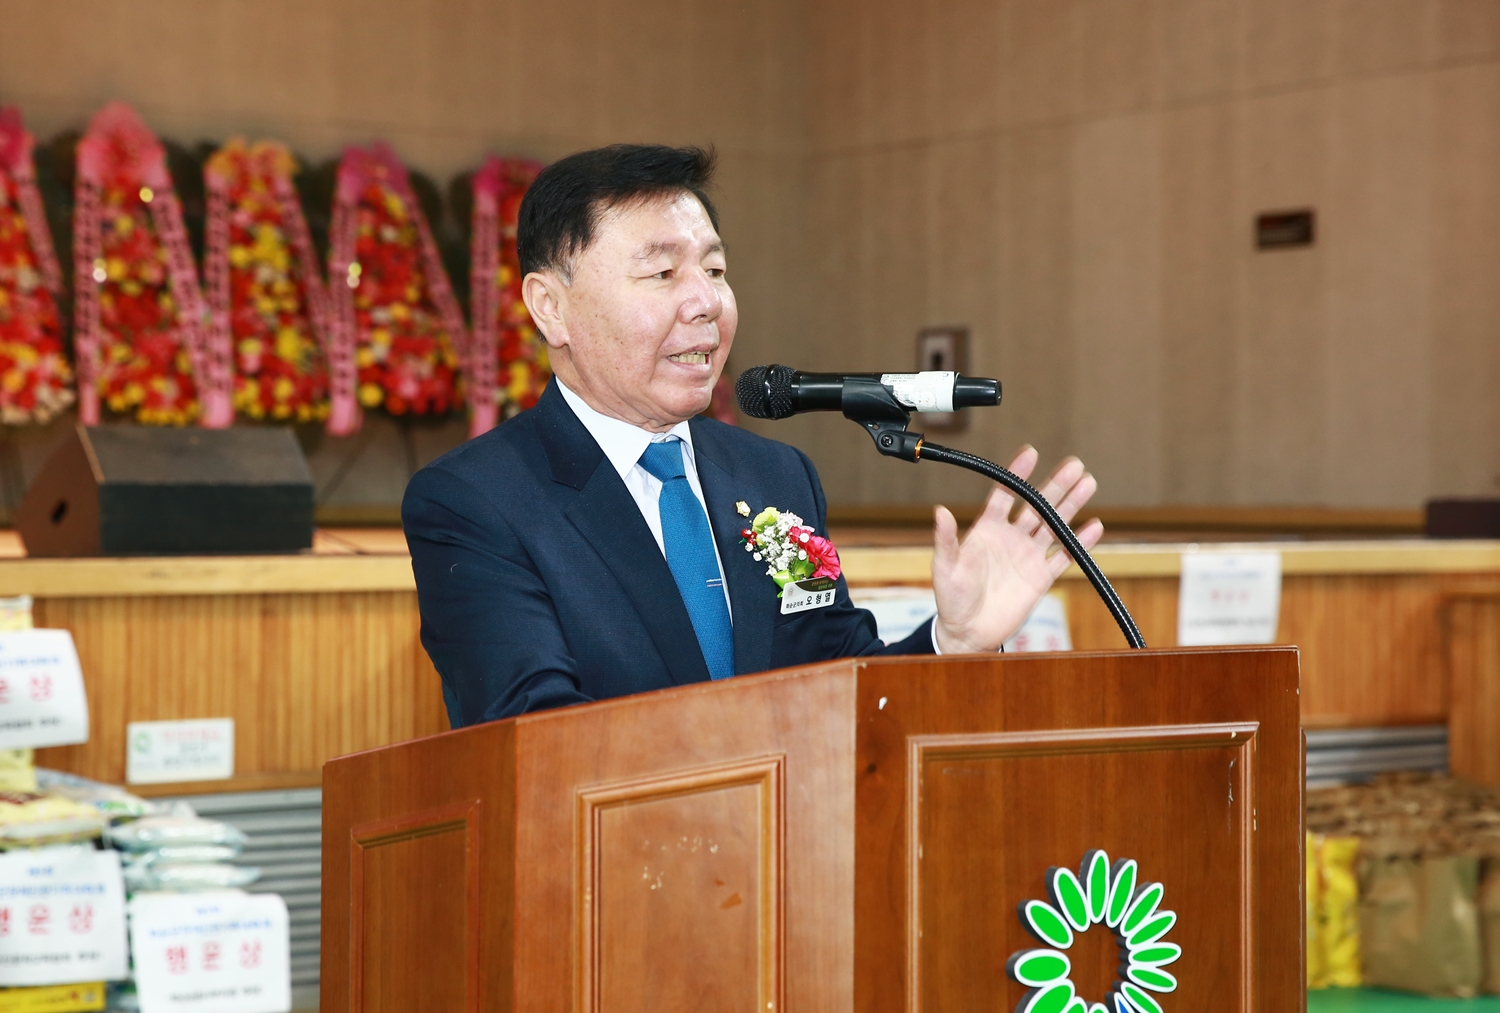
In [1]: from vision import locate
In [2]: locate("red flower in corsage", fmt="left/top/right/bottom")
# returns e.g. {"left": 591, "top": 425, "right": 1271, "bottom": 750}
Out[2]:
{"left": 739, "top": 506, "right": 842, "bottom": 596}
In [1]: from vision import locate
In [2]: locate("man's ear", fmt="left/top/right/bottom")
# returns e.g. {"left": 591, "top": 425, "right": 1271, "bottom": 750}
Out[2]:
{"left": 522, "top": 271, "right": 570, "bottom": 350}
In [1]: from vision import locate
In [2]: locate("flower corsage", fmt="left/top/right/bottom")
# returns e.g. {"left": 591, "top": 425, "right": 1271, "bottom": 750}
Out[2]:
{"left": 739, "top": 507, "right": 842, "bottom": 597}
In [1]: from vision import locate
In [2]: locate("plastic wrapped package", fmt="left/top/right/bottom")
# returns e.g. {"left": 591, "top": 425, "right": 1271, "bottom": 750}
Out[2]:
{"left": 1319, "top": 836, "right": 1362, "bottom": 987}
{"left": 1483, "top": 859, "right": 1500, "bottom": 995}
{"left": 1307, "top": 832, "right": 1326, "bottom": 988}
{"left": 123, "top": 845, "right": 239, "bottom": 866}
{"left": 0, "top": 791, "right": 106, "bottom": 849}
{"left": 105, "top": 814, "right": 246, "bottom": 854}
{"left": 1359, "top": 852, "right": 1482, "bottom": 998}
{"left": 0, "top": 751, "right": 36, "bottom": 793}
{"left": 34, "top": 770, "right": 157, "bottom": 822}
{"left": 121, "top": 862, "right": 260, "bottom": 893}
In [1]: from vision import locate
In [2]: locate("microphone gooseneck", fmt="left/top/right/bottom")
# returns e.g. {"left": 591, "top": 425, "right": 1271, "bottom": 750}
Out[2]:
{"left": 915, "top": 442, "right": 1146, "bottom": 649}
{"left": 732, "top": 363, "right": 1146, "bottom": 650}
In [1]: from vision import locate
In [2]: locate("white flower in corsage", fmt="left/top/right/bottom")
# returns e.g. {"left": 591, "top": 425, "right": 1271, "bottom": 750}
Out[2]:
{"left": 738, "top": 507, "right": 842, "bottom": 597}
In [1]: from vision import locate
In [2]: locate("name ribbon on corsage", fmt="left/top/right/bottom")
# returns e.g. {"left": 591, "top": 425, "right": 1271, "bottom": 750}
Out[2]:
{"left": 739, "top": 507, "right": 843, "bottom": 615}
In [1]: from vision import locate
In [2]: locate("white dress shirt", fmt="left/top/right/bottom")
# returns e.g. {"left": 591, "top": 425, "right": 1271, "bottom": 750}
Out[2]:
{"left": 556, "top": 379, "right": 733, "bottom": 622}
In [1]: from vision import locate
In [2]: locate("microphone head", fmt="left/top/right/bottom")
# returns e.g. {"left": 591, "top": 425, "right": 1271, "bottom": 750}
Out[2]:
{"left": 735, "top": 364, "right": 797, "bottom": 420}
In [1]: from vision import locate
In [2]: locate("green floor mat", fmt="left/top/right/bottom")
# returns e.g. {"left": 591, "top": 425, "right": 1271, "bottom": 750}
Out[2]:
{"left": 1310, "top": 988, "right": 1500, "bottom": 1011}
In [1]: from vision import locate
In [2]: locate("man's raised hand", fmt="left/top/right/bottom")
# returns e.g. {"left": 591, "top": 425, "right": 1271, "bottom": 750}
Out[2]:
{"left": 930, "top": 446, "right": 1104, "bottom": 654}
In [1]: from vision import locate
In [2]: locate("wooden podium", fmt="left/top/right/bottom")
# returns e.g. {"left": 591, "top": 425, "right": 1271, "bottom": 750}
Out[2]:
{"left": 321, "top": 648, "right": 1302, "bottom": 1012}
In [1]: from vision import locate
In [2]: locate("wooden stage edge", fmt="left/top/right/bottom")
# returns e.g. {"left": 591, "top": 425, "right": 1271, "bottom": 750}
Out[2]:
{"left": 0, "top": 531, "right": 1495, "bottom": 597}
{"left": 5, "top": 527, "right": 1498, "bottom": 794}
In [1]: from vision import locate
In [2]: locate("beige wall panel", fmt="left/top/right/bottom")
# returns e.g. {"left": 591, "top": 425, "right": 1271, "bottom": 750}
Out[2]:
{"left": 1233, "top": 88, "right": 1331, "bottom": 503}
{"left": 1324, "top": 74, "right": 1433, "bottom": 505}
{"left": 994, "top": 125, "right": 1078, "bottom": 468}
{"left": 1435, "top": 0, "right": 1500, "bottom": 61}
{"left": 999, "top": 0, "right": 1080, "bottom": 127}
{"left": 1158, "top": 0, "right": 1240, "bottom": 105}
{"left": 923, "top": 0, "right": 1005, "bottom": 139}
{"left": 0, "top": 0, "right": 805, "bottom": 176}
{"left": 861, "top": 1, "right": 936, "bottom": 149}
{"left": 1428, "top": 63, "right": 1500, "bottom": 497}
{"left": 1078, "top": 0, "right": 1158, "bottom": 118}
{"left": 1069, "top": 114, "right": 1164, "bottom": 505}
{"left": 1333, "top": 0, "right": 1436, "bottom": 77}
{"left": 1241, "top": 0, "right": 1335, "bottom": 92}
{"left": 1160, "top": 103, "right": 1239, "bottom": 502}
{"left": 808, "top": 1, "right": 862, "bottom": 152}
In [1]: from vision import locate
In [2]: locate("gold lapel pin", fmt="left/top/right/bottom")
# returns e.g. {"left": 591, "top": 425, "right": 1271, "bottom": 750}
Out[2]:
{"left": 735, "top": 501, "right": 751, "bottom": 517}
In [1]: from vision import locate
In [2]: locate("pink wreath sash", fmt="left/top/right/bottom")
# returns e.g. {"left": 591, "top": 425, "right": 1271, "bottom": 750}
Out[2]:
{"left": 0, "top": 107, "right": 74, "bottom": 424}
{"left": 326, "top": 143, "right": 467, "bottom": 435}
{"left": 468, "top": 156, "right": 545, "bottom": 437}
{"left": 204, "top": 139, "right": 332, "bottom": 423}
{"left": 73, "top": 102, "right": 232, "bottom": 426}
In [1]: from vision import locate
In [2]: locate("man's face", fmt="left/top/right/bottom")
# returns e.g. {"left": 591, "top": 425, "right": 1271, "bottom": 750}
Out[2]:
{"left": 525, "top": 192, "right": 737, "bottom": 431}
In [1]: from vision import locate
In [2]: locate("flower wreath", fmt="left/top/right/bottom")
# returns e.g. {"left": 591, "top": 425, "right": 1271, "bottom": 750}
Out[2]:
{"left": 73, "top": 102, "right": 232, "bottom": 427}
{"left": 325, "top": 143, "right": 466, "bottom": 433}
{"left": 0, "top": 107, "right": 74, "bottom": 425}
{"left": 466, "top": 155, "right": 547, "bottom": 437}
{"left": 204, "top": 139, "right": 331, "bottom": 424}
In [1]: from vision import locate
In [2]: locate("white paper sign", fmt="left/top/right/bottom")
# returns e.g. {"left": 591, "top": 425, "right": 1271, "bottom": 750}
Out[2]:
{"left": 850, "top": 587, "right": 937, "bottom": 644}
{"left": 1003, "top": 593, "right": 1073, "bottom": 653}
{"left": 130, "top": 892, "right": 290, "bottom": 1013}
{"left": 0, "top": 847, "right": 127, "bottom": 985}
{"left": 0, "top": 630, "right": 89, "bottom": 750}
{"left": 127, "top": 719, "right": 235, "bottom": 785}
{"left": 1177, "top": 551, "right": 1283, "bottom": 646}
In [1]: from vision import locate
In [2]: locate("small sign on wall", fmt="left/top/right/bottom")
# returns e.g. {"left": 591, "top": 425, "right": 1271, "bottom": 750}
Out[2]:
{"left": 1177, "top": 550, "right": 1283, "bottom": 646}
{"left": 126, "top": 719, "right": 235, "bottom": 785}
{"left": 1255, "top": 209, "right": 1315, "bottom": 249}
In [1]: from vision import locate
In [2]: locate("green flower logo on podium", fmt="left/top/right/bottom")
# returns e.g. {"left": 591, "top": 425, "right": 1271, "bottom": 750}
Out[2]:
{"left": 1006, "top": 850, "right": 1181, "bottom": 1013}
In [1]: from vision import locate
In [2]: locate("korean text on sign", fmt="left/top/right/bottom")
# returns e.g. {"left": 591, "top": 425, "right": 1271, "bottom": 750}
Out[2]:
{"left": 130, "top": 892, "right": 290, "bottom": 1013}
{"left": 0, "top": 630, "right": 89, "bottom": 751}
{"left": 0, "top": 847, "right": 127, "bottom": 985}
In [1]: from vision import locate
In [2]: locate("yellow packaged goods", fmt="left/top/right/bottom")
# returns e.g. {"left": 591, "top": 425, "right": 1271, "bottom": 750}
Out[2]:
{"left": 1319, "top": 836, "right": 1362, "bottom": 987}
{"left": 0, "top": 752, "right": 36, "bottom": 794}
{"left": 0, "top": 792, "right": 105, "bottom": 849}
{"left": 1307, "top": 833, "right": 1326, "bottom": 988}
{"left": 0, "top": 983, "right": 104, "bottom": 1013}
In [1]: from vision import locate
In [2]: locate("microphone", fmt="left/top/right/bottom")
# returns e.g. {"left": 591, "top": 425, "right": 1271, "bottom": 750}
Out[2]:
{"left": 735, "top": 365, "right": 1001, "bottom": 420}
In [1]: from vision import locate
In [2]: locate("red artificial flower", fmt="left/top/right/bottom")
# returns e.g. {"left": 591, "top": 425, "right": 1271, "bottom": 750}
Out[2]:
{"left": 801, "top": 533, "right": 842, "bottom": 581}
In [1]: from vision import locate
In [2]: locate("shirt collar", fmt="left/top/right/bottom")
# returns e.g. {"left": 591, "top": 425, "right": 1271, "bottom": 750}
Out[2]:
{"left": 555, "top": 378, "right": 697, "bottom": 482}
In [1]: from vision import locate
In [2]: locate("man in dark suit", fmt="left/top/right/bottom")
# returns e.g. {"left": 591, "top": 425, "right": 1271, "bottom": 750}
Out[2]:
{"left": 404, "top": 145, "right": 1103, "bottom": 727}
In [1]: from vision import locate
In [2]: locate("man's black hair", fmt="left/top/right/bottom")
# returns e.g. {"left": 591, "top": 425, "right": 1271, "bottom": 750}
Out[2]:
{"left": 517, "top": 144, "right": 719, "bottom": 280}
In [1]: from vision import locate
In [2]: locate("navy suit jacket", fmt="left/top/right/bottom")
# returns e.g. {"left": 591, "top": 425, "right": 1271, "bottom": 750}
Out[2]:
{"left": 402, "top": 380, "right": 936, "bottom": 726}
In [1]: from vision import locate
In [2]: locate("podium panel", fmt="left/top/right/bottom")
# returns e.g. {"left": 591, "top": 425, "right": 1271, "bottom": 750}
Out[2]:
{"left": 323, "top": 647, "right": 1301, "bottom": 1013}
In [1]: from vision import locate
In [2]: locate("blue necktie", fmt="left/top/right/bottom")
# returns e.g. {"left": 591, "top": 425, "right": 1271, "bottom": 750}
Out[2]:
{"left": 638, "top": 439, "right": 735, "bottom": 680}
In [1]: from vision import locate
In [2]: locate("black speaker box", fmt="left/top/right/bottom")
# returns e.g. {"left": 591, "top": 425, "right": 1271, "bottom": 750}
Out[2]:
{"left": 16, "top": 425, "right": 315, "bottom": 557}
{"left": 1425, "top": 498, "right": 1500, "bottom": 539}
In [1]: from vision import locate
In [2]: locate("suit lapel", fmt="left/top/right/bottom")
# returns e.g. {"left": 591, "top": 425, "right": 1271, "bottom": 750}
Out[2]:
{"left": 536, "top": 383, "right": 711, "bottom": 687}
{"left": 692, "top": 420, "right": 775, "bottom": 677}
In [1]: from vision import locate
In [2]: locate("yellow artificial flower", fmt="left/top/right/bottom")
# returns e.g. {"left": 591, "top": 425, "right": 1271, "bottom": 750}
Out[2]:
{"left": 358, "top": 382, "right": 384, "bottom": 408}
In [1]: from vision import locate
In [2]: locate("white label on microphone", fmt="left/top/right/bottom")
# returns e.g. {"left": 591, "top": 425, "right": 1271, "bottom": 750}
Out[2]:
{"left": 781, "top": 577, "right": 838, "bottom": 615}
{"left": 880, "top": 372, "right": 955, "bottom": 412}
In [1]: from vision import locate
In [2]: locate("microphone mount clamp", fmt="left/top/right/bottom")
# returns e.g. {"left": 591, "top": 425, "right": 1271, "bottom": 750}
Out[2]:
{"left": 841, "top": 378, "right": 924, "bottom": 462}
